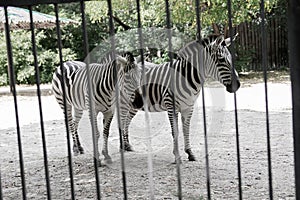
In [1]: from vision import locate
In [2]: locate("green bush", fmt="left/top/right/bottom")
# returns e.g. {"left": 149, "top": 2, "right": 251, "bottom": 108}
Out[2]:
{"left": 0, "top": 29, "right": 77, "bottom": 86}
{"left": 235, "top": 44, "right": 256, "bottom": 72}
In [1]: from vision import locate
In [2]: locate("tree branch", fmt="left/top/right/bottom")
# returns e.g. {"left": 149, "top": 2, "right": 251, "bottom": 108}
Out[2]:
{"left": 112, "top": 15, "right": 132, "bottom": 30}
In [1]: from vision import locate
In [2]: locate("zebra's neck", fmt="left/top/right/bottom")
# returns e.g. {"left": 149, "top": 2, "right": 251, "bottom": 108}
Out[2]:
{"left": 177, "top": 40, "right": 214, "bottom": 86}
{"left": 88, "top": 60, "right": 123, "bottom": 90}
{"left": 111, "top": 60, "right": 125, "bottom": 87}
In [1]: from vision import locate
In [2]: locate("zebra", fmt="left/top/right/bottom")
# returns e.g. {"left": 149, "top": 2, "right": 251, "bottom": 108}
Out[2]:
{"left": 118, "top": 35, "right": 240, "bottom": 162}
{"left": 51, "top": 52, "right": 138, "bottom": 164}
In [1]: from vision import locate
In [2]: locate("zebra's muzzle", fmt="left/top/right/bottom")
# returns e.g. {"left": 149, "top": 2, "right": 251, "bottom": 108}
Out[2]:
{"left": 226, "top": 78, "right": 240, "bottom": 93}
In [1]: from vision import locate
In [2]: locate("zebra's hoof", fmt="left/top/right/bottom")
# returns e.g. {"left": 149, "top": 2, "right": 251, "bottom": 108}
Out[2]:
{"left": 104, "top": 157, "right": 113, "bottom": 165}
{"left": 78, "top": 146, "right": 84, "bottom": 154}
{"left": 97, "top": 160, "right": 102, "bottom": 167}
{"left": 186, "top": 149, "right": 196, "bottom": 161}
{"left": 73, "top": 146, "right": 84, "bottom": 156}
{"left": 172, "top": 157, "right": 182, "bottom": 165}
{"left": 123, "top": 143, "right": 134, "bottom": 152}
{"left": 103, "top": 153, "right": 113, "bottom": 164}
{"left": 188, "top": 154, "right": 196, "bottom": 161}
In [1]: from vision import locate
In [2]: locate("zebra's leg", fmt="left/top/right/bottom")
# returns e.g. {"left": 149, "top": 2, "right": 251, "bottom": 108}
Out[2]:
{"left": 88, "top": 108, "right": 101, "bottom": 166}
{"left": 166, "top": 108, "right": 181, "bottom": 163}
{"left": 181, "top": 108, "right": 196, "bottom": 161}
{"left": 102, "top": 111, "right": 113, "bottom": 164}
{"left": 120, "top": 105, "right": 137, "bottom": 151}
{"left": 63, "top": 104, "right": 81, "bottom": 156}
{"left": 73, "top": 109, "right": 84, "bottom": 154}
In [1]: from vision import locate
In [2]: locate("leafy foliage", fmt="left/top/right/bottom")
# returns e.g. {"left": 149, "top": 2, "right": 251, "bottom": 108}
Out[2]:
{"left": 0, "top": 0, "right": 287, "bottom": 86}
{"left": 0, "top": 30, "right": 77, "bottom": 86}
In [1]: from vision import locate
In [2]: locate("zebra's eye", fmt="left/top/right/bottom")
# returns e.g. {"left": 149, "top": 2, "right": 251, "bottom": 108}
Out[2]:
{"left": 217, "top": 50, "right": 224, "bottom": 59}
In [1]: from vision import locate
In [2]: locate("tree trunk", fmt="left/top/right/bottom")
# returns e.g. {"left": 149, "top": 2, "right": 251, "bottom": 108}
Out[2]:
{"left": 224, "top": 24, "right": 229, "bottom": 38}
{"left": 212, "top": 23, "right": 220, "bottom": 35}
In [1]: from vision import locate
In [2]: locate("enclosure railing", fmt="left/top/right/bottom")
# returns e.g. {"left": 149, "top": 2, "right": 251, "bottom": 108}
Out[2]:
{"left": 234, "top": 18, "right": 288, "bottom": 71}
{"left": 0, "top": 0, "right": 298, "bottom": 200}
{"left": 289, "top": 0, "right": 300, "bottom": 198}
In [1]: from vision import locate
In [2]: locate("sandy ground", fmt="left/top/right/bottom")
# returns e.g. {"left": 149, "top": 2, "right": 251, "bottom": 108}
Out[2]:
{"left": 0, "top": 81, "right": 295, "bottom": 199}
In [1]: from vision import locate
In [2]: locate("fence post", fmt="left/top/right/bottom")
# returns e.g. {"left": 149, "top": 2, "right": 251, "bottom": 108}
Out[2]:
{"left": 288, "top": 0, "right": 300, "bottom": 198}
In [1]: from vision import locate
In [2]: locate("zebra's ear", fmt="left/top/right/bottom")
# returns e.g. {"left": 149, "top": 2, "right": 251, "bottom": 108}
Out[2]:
{"left": 135, "top": 55, "right": 142, "bottom": 64}
{"left": 123, "top": 52, "right": 135, "bottom": 63}
{"left": 214, "top": 35, "right": 225, "bottom": 47}
{"left": 224, "top": 33, "right": 238, "bottom": 47}
{"left": 211, "top": 35, "right": 225, "bottom": 51}
{"left": 116, "top": 55, "right": 127, "bottom": 65}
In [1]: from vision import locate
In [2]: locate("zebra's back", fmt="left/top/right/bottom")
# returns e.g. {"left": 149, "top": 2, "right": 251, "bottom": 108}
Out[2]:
{"left": 128, "top": 59, "right": 201, "bottom": 112}
{"left": 52, "top": 60, "right": 123, "bottom": 112}
{"left": 52, "top": 61, "right": 87, "bottom": 110}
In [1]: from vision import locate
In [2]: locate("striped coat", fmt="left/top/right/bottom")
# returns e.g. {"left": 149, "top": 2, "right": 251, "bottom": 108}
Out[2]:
{"left": 119, "top": 35, "right": 240, "bottom": 162}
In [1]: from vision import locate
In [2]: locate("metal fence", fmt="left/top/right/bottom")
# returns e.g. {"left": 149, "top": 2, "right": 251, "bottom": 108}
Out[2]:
{"left": 0, "top": 0, "right": 299, "bottom": 199}
{"left": 234, "top": 18, "right": 288, "bottom": 70}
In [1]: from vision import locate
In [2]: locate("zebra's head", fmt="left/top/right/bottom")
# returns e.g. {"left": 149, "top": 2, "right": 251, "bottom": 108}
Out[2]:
{"left": 204, "top": 35, "right": 240, "bottom": 93}
{"left": 115, "top": 52, "right": 138, "bottom": 83}
{"left": 114, "top": 52, "right": 136, "bottom": 72}
{"left": 116, "top": 52, "right": 142, "bottom": 99}
{"left": 98, "top": 51, "right": 136, "bottom": 74}
{"left": 119, "top": 52, "right": 136, "bottom": 73}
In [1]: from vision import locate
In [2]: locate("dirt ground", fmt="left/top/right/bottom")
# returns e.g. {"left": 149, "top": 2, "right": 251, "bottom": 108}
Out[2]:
{"left": 0, "top": 74, "right": 295, "bottom": 199}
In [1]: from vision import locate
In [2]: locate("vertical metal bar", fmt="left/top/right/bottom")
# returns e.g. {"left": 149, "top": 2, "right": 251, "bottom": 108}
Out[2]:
{"left": 4, "top": 6, "right": 27, "bottom": 200}
{"left": 201, "top": 88, "right": 211, "bottom": 200}
{"left": 106, "top": 0, "right": 128, "bottom": 199}
{"left": 79, "top": 1, "right": 101, "bottom": 199}
{"left": 195, "top": 0, "right": 210, "bottom": 198}
{"left": 0, "top": 168, "right": 3, "bottom": 200}
{"left": 195, "top": 1, "right": 211, "bottom": 199}
{"left": 54, "top": 4, "right": 75, "bottom": 199}
{"left": 260, "top": 0, "right": 273, "bottom": 199}
{"left": 28, "top": 5, "right": 51, "bottom": 200}
{"left": 288, "top": 0, "right": 300, "bottom": 198}
{"left": 165, "top": 0, "right": 182, "bottom": 199}
{"left": 226, "top": 0, "right": 242, "bottom": 199}
{"left": 136, "top": 0, "right": 155, "bottom": 199}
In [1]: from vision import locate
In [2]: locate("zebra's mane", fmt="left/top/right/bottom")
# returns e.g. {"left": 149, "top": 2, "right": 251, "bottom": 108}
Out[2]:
{"left": 97, "top": 51, "right": 134, "bottom": 65}
{"left": 200, "top": 34, "right": 222, "bottom": 47}
{"left": 176, "top": 34, "right": 225, "bottom": 60}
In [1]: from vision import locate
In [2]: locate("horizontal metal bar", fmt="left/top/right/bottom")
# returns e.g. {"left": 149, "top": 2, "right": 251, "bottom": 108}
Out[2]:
{"left": 0, "top": 0, "right": 90, "bottom": 6}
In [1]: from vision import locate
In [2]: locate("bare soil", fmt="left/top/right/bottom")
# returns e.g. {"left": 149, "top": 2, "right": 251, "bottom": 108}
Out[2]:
{"left": 0, "top": 108, "right": 294, "bottom": 199}
{"left": 0, "top": 74, "right": 295, "bottom": 199}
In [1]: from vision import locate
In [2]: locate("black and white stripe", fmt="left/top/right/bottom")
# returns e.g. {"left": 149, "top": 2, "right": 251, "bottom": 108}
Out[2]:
{"left": 119, "top": 35, "right": 240, "bottom": 161}
{"left": 52, "top": 53, "right": 136, "bottom": 164}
